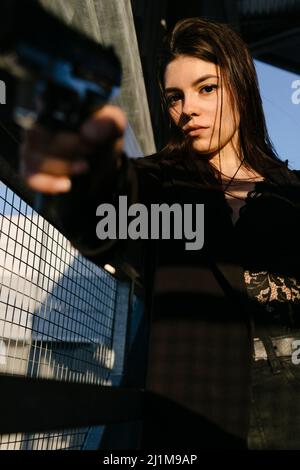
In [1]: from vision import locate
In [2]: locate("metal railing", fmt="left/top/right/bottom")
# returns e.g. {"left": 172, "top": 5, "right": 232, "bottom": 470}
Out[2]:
{"left": 0, "top": 178, "right": 144, "bottom": 450}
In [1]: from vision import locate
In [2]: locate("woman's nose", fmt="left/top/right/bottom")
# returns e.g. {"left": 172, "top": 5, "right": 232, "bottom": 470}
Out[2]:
{"left": 181, "top": 96, "right": 200, "bottom": 117}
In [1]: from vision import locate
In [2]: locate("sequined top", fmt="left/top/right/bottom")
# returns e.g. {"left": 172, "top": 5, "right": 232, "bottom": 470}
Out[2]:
{"left": 244, "top": 270, "right": 300, "bottom": 304}
{"left": 233, "top": 177, "right": 300, "bottom": 331}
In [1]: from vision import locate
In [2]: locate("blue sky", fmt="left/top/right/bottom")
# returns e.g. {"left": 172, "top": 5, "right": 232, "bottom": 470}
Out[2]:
{"left": 255, "top": 60, "right": 300, "bottom": 170}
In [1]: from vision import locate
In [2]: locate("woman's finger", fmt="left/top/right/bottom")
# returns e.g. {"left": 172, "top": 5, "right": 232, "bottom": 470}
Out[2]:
{"left": 24, "top": 172, "right": 72, "bottom": 194}
{"left": 81, "top": 105, "right": 127, "bottom": 143}
{"left": 20, "top": 149, "right": 89, "bottom": 176}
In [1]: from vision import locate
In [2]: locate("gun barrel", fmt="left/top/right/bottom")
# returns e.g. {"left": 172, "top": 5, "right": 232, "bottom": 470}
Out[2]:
{"left": 0, "top": 0, "right": 121, "bottom": 87}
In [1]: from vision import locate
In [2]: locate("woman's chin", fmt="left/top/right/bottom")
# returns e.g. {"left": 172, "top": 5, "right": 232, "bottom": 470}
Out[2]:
{"left": 191, "top": 141, "right": 218, "bottom": 157}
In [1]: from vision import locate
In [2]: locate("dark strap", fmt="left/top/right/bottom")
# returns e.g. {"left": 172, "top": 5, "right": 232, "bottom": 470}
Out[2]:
{"left": 259, "top": 332, "right": 282, "bottom": 374}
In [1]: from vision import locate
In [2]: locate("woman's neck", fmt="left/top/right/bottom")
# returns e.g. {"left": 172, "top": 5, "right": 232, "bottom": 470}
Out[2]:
{"left": 209, "top": 139, "right": 243, "bottom": 176}
{"left": 208, "top": 143, "right": 261, "bottom": 180}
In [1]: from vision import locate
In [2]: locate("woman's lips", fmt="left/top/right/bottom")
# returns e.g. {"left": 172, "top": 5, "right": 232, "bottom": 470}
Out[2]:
{"left": 184, "top": 126, "right": 209, "bottom": 137}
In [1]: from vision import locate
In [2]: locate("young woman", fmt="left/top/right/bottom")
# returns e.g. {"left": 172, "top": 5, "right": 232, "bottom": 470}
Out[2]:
{"left": 21, "top": 18, "right": 300, "bottom": 449}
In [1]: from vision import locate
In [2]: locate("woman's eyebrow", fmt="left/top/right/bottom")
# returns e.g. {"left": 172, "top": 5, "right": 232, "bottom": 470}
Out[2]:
{"left": 165, "top": 74, "right": 219, "bottom": 93}
{"left": 192, "top": 74, "right": 219, "bottom": 86}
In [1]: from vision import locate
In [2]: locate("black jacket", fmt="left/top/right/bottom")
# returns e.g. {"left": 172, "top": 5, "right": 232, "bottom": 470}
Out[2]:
{"left": 51, "top": 152, "right": 300, "bottom": 446}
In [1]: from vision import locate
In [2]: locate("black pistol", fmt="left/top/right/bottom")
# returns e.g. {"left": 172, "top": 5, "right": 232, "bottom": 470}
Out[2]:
{"left": 0, "top": 0, "right": 121, "bottom": 211}
{"left": 0, "top": 0, "right": 121, "bottom": 131}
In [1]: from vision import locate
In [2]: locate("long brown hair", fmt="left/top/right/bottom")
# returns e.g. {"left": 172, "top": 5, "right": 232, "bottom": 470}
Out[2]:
{"left": 157, "top": 17, "right": 289, "bottom": 185}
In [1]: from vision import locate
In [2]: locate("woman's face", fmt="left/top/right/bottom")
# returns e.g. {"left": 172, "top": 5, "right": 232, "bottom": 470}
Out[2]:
{"left": 164, "top": 55, "right": 240, "bottom": 157}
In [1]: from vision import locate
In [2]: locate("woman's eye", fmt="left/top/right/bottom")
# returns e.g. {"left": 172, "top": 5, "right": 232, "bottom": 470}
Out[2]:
{"left": 201, "top": 84, "right": 218, "bottom": 94}
{"left": 166, "top": 94, "right": 181, "bottom": 106}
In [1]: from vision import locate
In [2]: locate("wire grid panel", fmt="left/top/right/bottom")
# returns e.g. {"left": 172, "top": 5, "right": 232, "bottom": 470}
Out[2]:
{"left": 0, "top": 181, "right": 119, "bottom": 449}
{"left": 0, "top": 428, "right": 90, "bottom": 451}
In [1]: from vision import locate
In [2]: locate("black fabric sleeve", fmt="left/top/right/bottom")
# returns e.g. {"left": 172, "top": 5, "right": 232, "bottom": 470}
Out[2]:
{"left": 43, "top": 152, "right": 162, "bottom": 269}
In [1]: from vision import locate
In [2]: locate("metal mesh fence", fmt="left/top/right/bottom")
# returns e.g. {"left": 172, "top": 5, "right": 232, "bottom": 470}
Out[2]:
{"left": 0, "top": 428, "right": 90, "bottom": 451}
{"left": 0, "top": 180, "right": 120, "bottom": 450}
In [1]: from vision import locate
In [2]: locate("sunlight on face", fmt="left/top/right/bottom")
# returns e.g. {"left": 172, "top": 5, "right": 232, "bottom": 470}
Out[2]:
{"left": 164, "top": 56, "right": 240, "bottom": 157}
